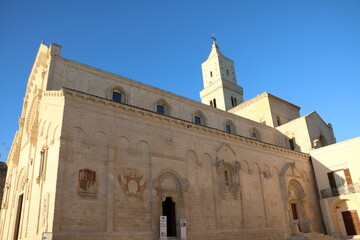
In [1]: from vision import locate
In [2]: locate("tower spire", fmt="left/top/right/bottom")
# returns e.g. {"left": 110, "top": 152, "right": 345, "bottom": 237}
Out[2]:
{"left": 200, "top": 38, "right": 244, "bottom": 111}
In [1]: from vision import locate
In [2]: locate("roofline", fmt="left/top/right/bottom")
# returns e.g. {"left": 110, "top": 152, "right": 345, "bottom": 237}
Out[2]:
{"left": 229, "top": 92, "right": 300, "bottom": 112}
{"left": 310, "top": 136, "right": 360, "bottom": 155}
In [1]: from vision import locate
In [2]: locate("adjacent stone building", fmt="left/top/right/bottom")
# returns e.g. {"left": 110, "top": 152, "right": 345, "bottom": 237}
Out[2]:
{"left": 311, "top": 137, "right": 360, "bottom": 238}
{"left": 0, "top": 41, "right": 339, "bottom": 240}
{"left": 0, "top": 162, "right": 7, "bottom": 210}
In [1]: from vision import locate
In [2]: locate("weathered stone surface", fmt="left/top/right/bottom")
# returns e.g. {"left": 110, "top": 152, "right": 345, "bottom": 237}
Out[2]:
{"left": 0, "top": 42, "right": 337, "bottom": 240}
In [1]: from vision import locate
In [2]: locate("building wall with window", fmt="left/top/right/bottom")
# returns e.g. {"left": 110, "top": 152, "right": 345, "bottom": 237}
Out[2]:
{"left": 228, "top": 92, "right": 301, "bottom": 128}
{"left": 0, "top": 42, "right": 343, "bottom": 240}
{"left": 267, "top": 94, "right": 301, "bottom": 127}
{"left": 310, "top": 137, "right": 360, "bottom": 238}
{"left": 275, "top": 112, "right": 335, "bottom": 153}
{"left": 0, "top": 87, "right": 64, "bottom": 239}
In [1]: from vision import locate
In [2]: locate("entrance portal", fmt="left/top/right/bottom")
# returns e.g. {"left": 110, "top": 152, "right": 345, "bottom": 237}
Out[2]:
{"left": 162, "top": 197, "right": 176, "bottom": 237}
{"left": 13, "top": 194, "right": 24, "bottom": 240}
{"left": 342, "top": 210, "right": 360, "bottom": 236}
{"left": 291, "top": 203, "right": 302, "bottom": 232}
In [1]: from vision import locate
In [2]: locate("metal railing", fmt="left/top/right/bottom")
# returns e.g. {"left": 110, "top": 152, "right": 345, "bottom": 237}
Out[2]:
{"left": 320, "top": 183, "right": 360, "bottom": 199}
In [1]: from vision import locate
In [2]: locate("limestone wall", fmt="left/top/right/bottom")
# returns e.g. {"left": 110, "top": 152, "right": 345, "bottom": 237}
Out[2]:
{"left": 50, "top": 88, "right": 325, "bottom": 240}
{"left": 229, "top": 92, "right": 300, "bottom": 128}
{"left": 311, "top": 137, "right": 360, "bottom": 237}
{"left": 275, "top": 117, "right": 311, "bottom": 152}
{"left": 0, "top": 91, "right": 64, "bottom": 240}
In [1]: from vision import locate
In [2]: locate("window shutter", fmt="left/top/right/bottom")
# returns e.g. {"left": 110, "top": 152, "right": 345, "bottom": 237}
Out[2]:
{"left": 344, "top": 169, "right": 353, "bottom": 185}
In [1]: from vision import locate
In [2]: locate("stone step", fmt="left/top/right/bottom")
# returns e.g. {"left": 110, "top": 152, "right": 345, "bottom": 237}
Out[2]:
{"left": 293, "top": 232, "right": 342, "bottom": 240}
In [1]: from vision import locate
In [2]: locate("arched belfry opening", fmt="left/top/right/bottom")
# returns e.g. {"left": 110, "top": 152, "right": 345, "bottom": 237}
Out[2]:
{"left": 162, "top": 197, "right": 177, "bottom": 237}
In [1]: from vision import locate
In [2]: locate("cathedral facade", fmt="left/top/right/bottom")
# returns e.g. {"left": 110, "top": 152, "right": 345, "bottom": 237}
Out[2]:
{"left": 0, "top": 42, "right": 338, "bottom": 240}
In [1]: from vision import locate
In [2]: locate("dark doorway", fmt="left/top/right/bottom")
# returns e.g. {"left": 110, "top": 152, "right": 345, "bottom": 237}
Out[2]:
{"left": 162, "top": 197, "right": 176, "bottom": 237}
{"left": 13, "top": 194, "right": 24, "bottom": 240}
{"left": 342, "top": 210, "right": 360, "bottom": 236}
{"left": 291, "top": 203, "right": 302, "bottom": 232}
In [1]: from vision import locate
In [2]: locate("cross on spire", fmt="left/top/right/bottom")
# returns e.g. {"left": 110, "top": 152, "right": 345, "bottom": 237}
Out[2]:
{"left": 212, "top": 34, "right": 217, "bottom": 44}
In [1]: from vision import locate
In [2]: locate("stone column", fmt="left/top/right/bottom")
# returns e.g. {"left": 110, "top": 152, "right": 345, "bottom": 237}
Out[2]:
{"left": 106, "top": 147, "right": 115, "bottom": 232}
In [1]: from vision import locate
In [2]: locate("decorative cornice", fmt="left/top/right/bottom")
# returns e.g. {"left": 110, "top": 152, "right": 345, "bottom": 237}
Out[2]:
{"left": 61, "top": 87, "right": 310, "bottom": 160}
{"left": 44, "top": 91, "right": 64, "bottom": 98}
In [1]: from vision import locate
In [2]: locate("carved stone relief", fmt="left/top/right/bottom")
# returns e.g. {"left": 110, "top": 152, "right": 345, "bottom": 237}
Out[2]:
{"left": 118, "top": 169, "right": 145, "bottom": 196}
{"left": 216, "top": 159, "right": 241, "bottom": 200}
{"left": 1, "top": 183, "right": 10, "bottom": 209}
{"left": 78, "top": 169, "right": 97, "bottom": 197}
{"left": 154, "top": 169, "right": 189, "bottom": 202}
{"left": 42, "top": 192, "right": 50, "bottom": 232}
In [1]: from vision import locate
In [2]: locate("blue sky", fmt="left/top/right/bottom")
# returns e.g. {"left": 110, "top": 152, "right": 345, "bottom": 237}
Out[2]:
{"left": 0, "top": 0, "right": 359, "bottom": 161}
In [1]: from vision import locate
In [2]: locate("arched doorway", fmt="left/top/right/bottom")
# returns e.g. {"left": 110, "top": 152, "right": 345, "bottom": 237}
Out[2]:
{"left": 13, "top": 194, "right": 24, "bottom": 240}
{"left": 288, "top": 179, "right": 307, "bottom": 232}
{"left": 332, "top": 199, "right": 360, "bottom": 237}
{"left": 13, "top": 168, "right": 27, "bottom": 240}
{"left": 162, "top": 197, "right": 177, "bottom": 237}
{"left": 155, "top": 170, "right": 187, "bottom": 239}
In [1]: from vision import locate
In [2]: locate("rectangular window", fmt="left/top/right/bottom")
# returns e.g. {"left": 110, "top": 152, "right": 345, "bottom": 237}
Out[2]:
{"left": 39, "top": 149, "right": 46, "bottom": 176}
{"left": 328, "top": 169, "right": 352, "bottom": 188}
{"left": 289, "top": 139, "right": 295, "bottom": 150}
{"left": 327, "top": 169, "right": 353, "bottom": 196}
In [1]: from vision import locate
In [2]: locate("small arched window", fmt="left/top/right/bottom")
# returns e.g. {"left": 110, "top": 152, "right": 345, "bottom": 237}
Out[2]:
{"left": 251, "top": 128, "right": 260, "bottom": 140}
{"left": 210, "top": 98, "right": 217, "bottom": 108}
{"left": 157, "top": 105, "right": 165, "bottom": 114}
{"left": 231, "top": 97, "right": 238, "bottom": 107}
{"left": 155, "top": 99, "right": 170, "bottom": 115}
{"left": 276, "top": 116, "right": 281, "bottom": 126}
{"left": 111, "top": 87, "right": 127, "bottom": 104}
{"left": 213, "top": 98, "right": 217, "bottom": 108}
{"left": 112, "top": 91, "right": 122, "bottom": 103}
{"left": 224, "top": 170, "right": 230, "bottom": 186}
{"left": 289, "top": 138, "right": 295, "bottom": 150}
{"left": 194, "top": 111, "right": 205, "bottom": 126}
{"left": 225, "top": 120, "right": 235, "bottom": 134}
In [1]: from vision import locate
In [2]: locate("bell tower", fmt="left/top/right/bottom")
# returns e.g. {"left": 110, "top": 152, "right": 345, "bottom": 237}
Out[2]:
{"left": 200, "top": 37, "right": 243, "bottom": 111}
